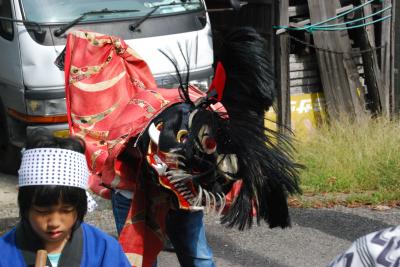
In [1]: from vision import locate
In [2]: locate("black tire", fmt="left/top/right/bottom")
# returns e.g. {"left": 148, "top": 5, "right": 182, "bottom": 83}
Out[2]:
{"left": 0, "top": 102, "right": 21, "bottom": 174}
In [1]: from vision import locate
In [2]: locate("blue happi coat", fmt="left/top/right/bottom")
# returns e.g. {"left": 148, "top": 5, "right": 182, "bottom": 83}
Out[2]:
{"left": 0, "top": 223, "right": 131, "bottom": 267}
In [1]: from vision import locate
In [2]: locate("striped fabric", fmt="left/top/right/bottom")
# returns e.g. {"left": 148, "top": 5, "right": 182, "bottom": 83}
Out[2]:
{"left": 328, "top": 226, "right": 400, "bottom": 267}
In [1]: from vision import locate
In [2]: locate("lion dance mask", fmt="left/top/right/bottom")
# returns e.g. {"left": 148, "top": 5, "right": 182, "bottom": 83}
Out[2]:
{"left": 59, "top": 27, "right": 301, "bottom": 266}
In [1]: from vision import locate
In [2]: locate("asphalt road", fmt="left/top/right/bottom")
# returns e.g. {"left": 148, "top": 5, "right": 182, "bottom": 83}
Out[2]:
{"left": 1, "top": 172, "right": 399, "bottom": 267}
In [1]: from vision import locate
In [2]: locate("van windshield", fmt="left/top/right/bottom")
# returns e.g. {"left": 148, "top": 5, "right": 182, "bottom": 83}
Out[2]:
{"left": 20, "top": 0, "right": 203, "bottom": 23}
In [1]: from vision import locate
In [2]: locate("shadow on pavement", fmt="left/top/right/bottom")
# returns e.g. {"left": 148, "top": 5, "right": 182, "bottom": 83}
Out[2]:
{"left": 206, "top": 231, "right": 289, "bottom": 267}
{"left": 290, "top": 208, "right": 392, "bottom": 241}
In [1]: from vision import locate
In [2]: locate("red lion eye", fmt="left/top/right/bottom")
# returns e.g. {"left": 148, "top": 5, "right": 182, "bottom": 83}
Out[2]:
{"left": 202, "top": 137, "right": 217, "bottom": 153}
{"left": 205, "top": 137, "right": 216, "bottom": 149}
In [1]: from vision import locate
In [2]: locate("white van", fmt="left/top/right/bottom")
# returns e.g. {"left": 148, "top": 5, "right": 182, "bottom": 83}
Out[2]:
{"left": 0, "top": 0, "right": 214, "bottom": 173}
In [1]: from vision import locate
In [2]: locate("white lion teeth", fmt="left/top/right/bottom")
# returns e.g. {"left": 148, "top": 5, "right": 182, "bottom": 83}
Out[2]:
{"left": 192, "top": 186, "right": 203, "bottom": 207}
{"left": 204, "top": 189, "right": 211, "bottom": 213}
{"left": 165, "top": 151, "right": 186, "bottom": 161}
{"left": 164, "top": 166, "right": 226, "bottom": 216}
{"left": 163, "top": 150, "right": 187, "bottom": 168}
{"left": 216, "top": 192, "right": 226, "bottom": 216}
{"left": 175, "top": 187, "right": 192, "bottom": 196}
{"left": 166, "top": 169, "right": 192, "bottom": 184}
{"left": 174, "top": 183, "right": 186, "bottom": 189}
{"left": 187, "top": 185, "right": 226, "bottom": 216}
{"left": 210, "top": 192, "right": 216, "bottom": 211}
{"left": 170, "top": 176, "right": 191, "bottom": 183}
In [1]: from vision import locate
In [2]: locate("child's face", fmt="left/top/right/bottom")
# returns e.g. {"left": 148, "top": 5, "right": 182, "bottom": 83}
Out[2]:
{"left": 28, "top": 202, "right": 78, "bottom": 247}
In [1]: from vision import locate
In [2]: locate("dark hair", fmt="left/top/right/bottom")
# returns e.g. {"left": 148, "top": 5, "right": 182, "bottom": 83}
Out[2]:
{"left": 18, "top": 128, "right": 87, "bottom": 224}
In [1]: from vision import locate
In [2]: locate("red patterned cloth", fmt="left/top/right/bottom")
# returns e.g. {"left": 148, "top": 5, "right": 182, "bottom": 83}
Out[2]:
{"left": 64, "top": 30, "right": 205, "bottom": 266}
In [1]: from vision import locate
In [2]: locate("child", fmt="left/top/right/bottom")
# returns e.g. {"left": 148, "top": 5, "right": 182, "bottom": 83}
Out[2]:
{"left": 0, "top": 129, "right": 131, "bottom": 267}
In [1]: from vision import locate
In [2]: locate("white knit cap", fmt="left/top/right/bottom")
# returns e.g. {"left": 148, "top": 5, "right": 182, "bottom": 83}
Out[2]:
{"left": 18, "top": 148, "right": 89, "bottom": 189}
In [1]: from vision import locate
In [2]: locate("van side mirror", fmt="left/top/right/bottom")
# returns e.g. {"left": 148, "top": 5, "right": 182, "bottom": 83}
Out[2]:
{"left": 0, "top": 0, "right": 13, "bottom": 40}
{"left": 0, "top": 16, "right": 46, "bottom": 43}
{"left": 0, "top": 16, "right": 13, "bottom": 40}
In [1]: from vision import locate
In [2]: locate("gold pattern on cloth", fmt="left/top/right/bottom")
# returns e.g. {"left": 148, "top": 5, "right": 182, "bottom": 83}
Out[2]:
{"left": 69, "top": 60, "right": 110, "bottom": 83}
{"left": 149, "top": 90, "right": 170, "bottom": 107}
{"left": 110, "top": 174, "right": 121, "bottom": 188}
{"left": 112, "top": 38, "right": 125, "bottom": 54}
{"left": 73, "top": 71, "right": 126, "bottom": 92}
{"left": 90, "top": 150, "right": 104, "bottom": 171}
{"left": 107, "top": 135, "right": 129, "bottom": 150}
{"left": 73, "top": 31, "right": 113, "bottom": 45}
{"left": 129, "top": 99, "right": 156, "bottom": 114}
{"left": 71, "top": 101, "right": 120, "bottom": 125}
{"left": 75, "top": 124, "right": 109, "bottom": 140}
{"left": 132, "top": 78, "right": 146, "bottom": 90}
{"left": 127, "top": 91, "right": 170, "bottom": 121}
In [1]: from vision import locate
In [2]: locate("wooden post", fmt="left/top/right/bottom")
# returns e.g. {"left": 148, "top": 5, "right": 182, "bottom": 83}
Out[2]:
{"left": 275, "top": 0, "right": 291, "bottom": 131}
{"left": 393, "top": 0, "right": 400, "bottom": 115}
{"left": 354, "top": 0, "right": 383, "bottom": 114}
{"left": 380, "top": 0, "right": 392, "bottom": 117}
{"left": 307, "top": 0, "right": 368, "bottom": 119}
{"left": 340, "top": 26, "right": 368, "bottom": 118}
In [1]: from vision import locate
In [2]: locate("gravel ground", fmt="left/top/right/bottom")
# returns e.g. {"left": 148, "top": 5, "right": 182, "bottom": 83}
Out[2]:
{"left": 1, "top": 173, "right": 400, "bottom": 267}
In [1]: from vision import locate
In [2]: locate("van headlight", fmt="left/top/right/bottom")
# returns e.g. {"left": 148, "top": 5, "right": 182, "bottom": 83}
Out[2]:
{"left": 26, "top": 98, "right": 67, "bottom": 116}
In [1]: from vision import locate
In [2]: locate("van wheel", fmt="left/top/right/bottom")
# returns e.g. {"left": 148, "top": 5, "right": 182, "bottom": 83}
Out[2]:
{"left": 0, "top": 105, "right": 20, "bottom": 174}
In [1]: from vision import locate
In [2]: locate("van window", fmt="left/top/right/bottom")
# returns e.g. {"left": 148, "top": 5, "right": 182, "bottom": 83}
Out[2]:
{"left": 0, "top": 0, "right": 13, "bottom": 40}
{"left": 20, "top": 0, "right": 203, "bottom": 23}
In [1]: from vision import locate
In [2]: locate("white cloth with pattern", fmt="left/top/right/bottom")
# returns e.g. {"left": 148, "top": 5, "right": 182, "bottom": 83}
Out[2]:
{"left": 328, "top": 225, "right": 400, "bottom": 267}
